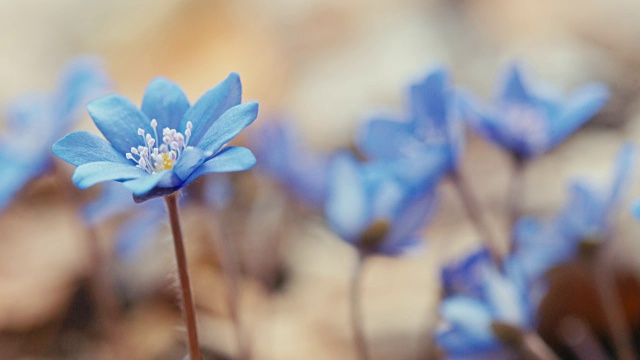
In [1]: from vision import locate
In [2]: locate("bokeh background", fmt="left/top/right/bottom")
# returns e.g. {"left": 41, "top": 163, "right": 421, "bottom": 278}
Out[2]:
{"left": 2, "top": 0, "right": 640, "bottom": 359}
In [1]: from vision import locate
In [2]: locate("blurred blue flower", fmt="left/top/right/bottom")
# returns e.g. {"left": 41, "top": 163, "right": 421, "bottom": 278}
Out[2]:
{"left": 83, "top": 182, "right": 165, "bottom": 261}
{"left": 512, "top": 143, "right": 636, "bottom": 282}
{"left": 0, "top": 56, "right": 110, "bottom": 211}
{"left": 357, "top": 67, "right": 459, "bottom": 177}
{"left": 459, "top": 62, "right": 609, "bottom": 159}
{"left": 324, "top": 152, "right": 436, "bottom": 255}
{"left": 53, "top": 73, "right": 258, "bottom": 201}
{"left": 437, "top": 252, "right": 534, "bottom": 358}
{"left": 249, "top": 120, "right": 329, "bottom": 208}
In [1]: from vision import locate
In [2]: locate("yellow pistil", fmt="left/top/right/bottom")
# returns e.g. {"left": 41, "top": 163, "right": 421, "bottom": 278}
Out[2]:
{"left": 155, "top": 153, "right": 174, "bottom": 172}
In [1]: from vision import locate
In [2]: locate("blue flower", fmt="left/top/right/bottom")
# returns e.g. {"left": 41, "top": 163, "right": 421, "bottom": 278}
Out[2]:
{"left": 357, "top": 67, "right": 461, "bottom": 175}
{"left": 53, "top": 73, "right": 258, "bottom": 201}
{"left": 437, "top": 252, "right": 534, "bottom": 358}
{"left": 82, "top": 182, "right": 165, "bottom": 261}
{"left": 512, "top": 143, "right": 636, "bottom": 280}
{"left": 249, "top": 120, "right": 329, "bottom": 208}
{"left": 324, "top": 152, "right": 436, "bottom": 255}
{"left": 0, "top": 56, "right": 110, "bottom": 211}
{"left": 459, "top": 62, "right": 609, "bottom": 159}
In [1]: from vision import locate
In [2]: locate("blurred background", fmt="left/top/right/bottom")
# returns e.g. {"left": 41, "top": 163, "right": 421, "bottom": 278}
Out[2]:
{"left": 2, "top": 0, "right": 640, "bottom": 359}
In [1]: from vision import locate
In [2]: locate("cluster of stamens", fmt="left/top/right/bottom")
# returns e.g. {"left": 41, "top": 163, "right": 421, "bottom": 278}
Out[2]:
{"left": 126, "top": 119, "right": 193, "bottom": 174}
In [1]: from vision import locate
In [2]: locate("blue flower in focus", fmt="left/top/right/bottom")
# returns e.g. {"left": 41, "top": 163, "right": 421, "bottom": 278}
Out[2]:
{"left": 459, "top": 62, "right": 609, "bottom": 159}
{"left": 357, "top": 67, "right": 460, "bottom": 176}
{"left": 512, "top": 143, "right": 636, "bottom": 282}
{"left": 437, "top": 252, "right": 534, "bottom": 359}
{"left": 324, "top": 152, "right": 436, "bottom": 255}
{"left": 249, "top": 120, "right": 329, "bottom": 208}
{"left": 83, "top": 182, "right": 165, "bottom": 261}
{"left": 0, "top": 56, "right": 110, "bottom": 211}
{"left": 53, "top": 73, "right": 258, "bottom": 201}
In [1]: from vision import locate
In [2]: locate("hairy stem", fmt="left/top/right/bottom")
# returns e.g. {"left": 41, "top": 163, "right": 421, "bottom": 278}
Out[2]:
{"left": 165, "top": 192, "right": 202, "bottom": 360}
{"left": 350, "top": 253, "right": 370, "bottom": 360}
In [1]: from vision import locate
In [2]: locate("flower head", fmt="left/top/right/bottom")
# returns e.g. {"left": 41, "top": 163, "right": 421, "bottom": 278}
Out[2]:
{"left": 459, "top": 62, "right": 609, "bottom": 159}
{"left": 53, "top": 73, "right": 258, "bottom": 201}
{"left": 357, "top": 67, "right": 461, "bottom": 176}
{"left": 0, "top": 56, "right": 110, "bottom": 211}
{"left": 324, "top": 152, "right": 436, "bottom": 255}
{"left": 249, "top": 120, "right": 329, "bottom": 208}
{"left": 437, "top": 251, "right": 534, "bottom": 358}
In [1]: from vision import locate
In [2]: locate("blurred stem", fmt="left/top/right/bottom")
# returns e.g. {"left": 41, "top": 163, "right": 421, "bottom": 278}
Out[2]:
{"left": 350, "top": 253, "right": 370, "bottom": 360}
{"left": 506, "top": 155, "right": 526, "bottom": 253}
{"left": 165, "top": 192, "right": 202, "bottom": 360}
{"left": 558, "top": 316, "right": 608, "bottom": 360}
{"left": 590, "top": 256, "right": 637, "bottom": 360}
{"left": 208, "top": 209, "right": 252, "bottom": 360}
{"left": 521, "top": 332, "right": 560, "bottom": 360}
{"left": 450, "top": 169, "right": 502, "bottom": 269}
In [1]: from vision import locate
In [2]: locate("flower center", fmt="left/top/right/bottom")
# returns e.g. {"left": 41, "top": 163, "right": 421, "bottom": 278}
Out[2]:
{"left": 502, "top": 104, "right": 548, "bottom": 152}
{"left": 126, "top": 119, "right": 193, "bottom": 174}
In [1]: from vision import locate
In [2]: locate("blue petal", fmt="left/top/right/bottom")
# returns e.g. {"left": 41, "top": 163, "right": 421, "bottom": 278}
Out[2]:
{"left": 88, "top": 95, "right": 152, "bottom": 154}
{"left": 56, "top": 56, "right": 111, "bottom": 121}
{"left": 183, "top": 72, "right": 242, "bottom": 145}
{"left": 197, "top": 102, "right": 259, "bottom": 154}
{"left": 606, "top": 142, "right": 636, "bottom": 213}
{"left": 409, "top": 67, "right": 450, "bottom": 126}
{"left": 123, "top": 170, "right": 179, "bottom": 196}
{"left": 632, "top": 200, "right": 640, "bottom": 220}
{"left": 0, "top": 160, "right": 42, "bottom": 213}
{"left": 440, "top": 297, "right": 495, "bottom": 342}
{"left": 356, "top": 118, "right": 417, "bottom": 161}
{"left": 141, "top": 77, "right": 190, "bottom": 131}
{"left": 387, "top": 191, "right": 436, "bottom": 244}
{"left": 173, "top": 147, "right": 206, "bottom": 181}
{"left": 53, "top": 131, "right": 130, "bottom": 167}
{"left": 182, "top": 146, "right": 256, "bottom": 185}
{"left": 498, "top": 62, "right": 531, "bottom": 103}
{"left": 324, "top": 153, "right": 370, "bottom": 243}
{"left": 81, "top": 182, "right": 136, "bottom": 226}
{"left": 548, "top": 83, "right": 609, "bottom": 147}
{"left": 72, "top": 161, "right": 147, "bottom": 189}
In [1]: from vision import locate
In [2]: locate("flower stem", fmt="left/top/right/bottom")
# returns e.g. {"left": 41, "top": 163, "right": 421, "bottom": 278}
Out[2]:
{"left": 449, "top": 169, "right": 502, "bottom": 269}
{"left": 521, "top": 332, "right": 560, "bottom": 360}
{"left": 165, "top": 192, "right": 202, "bottom": 360}
{"left": 558, "top": 316, "right": 609, "bottom": 360}
{"left": 506, "top": 156, "right": 526, "bottom": 252}
{"left": 350, "top": 253, "right": 370, "bottom": 360}
{"left": 591, "top": 261, "right": 637, "bottom": 360}
{"left": 208, "top": 210, "right": 251, "bottom": 360}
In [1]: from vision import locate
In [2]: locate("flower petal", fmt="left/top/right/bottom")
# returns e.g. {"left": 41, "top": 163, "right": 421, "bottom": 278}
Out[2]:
{"left": 173, "top": 147, "right": 206, "bottom": 181}
{"left": 324, "top": 153, "right": 370, "bottom": 243}
{"left": 498, "top": 63, "right": 531, "bottom": 103}
{"left": 183, "top": 72, "right": 242, "bottom": 145}
{"left": 197, "top": 102, "right": 259, "bottom": 154}
{"left": 87, "top": 94, "right": 151, "bottom": 154}
{"left": 548, "top": 83, "right": 609, "bottom": 148}
{"left": 53, "top": 131, "right": 129, "bottom": 166}
{"left": 56, "top": 56, "right": 111, "bottom": 121}
{"left": 409, "top": 67, "right": 450, "bottom": 125}
{"left": 72, "top": 161, "right": 147, "bottom": 189}
{"left": 182, "top": 146, "right": 256, "bottom": 185}
{"left": 141, "top": 77, "right": 190, "bottom": 131}
{"left": 357, "top": 118, "right": 417, "bottom": 161}
{"left": 123, "top": 171, "right": 179, "bottom": 197}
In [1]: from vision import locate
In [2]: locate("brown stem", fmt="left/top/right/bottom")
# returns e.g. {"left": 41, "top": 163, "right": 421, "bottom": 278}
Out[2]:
{"left": 558, "top": 316, "right": 608, "bottom": 360}
{"left": 165, "top": 192, "right": 202, "bottom": 360}
{"left": 208, "top": 209, "right": 251, "bottom": 360}
{"left": 449, "top": 169, "right": 502, "bottom": 268}
{"left": 521, "top": 332, "right": 560, "bottom": 360}
{"left": 506, "top": 156, "right": 526, "bottom": 253}
{"left": 591, "top": 259, "right": 637, "bottom": 360}
{"left": 350, "top": 253, "right": 370, "bottom": 360}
